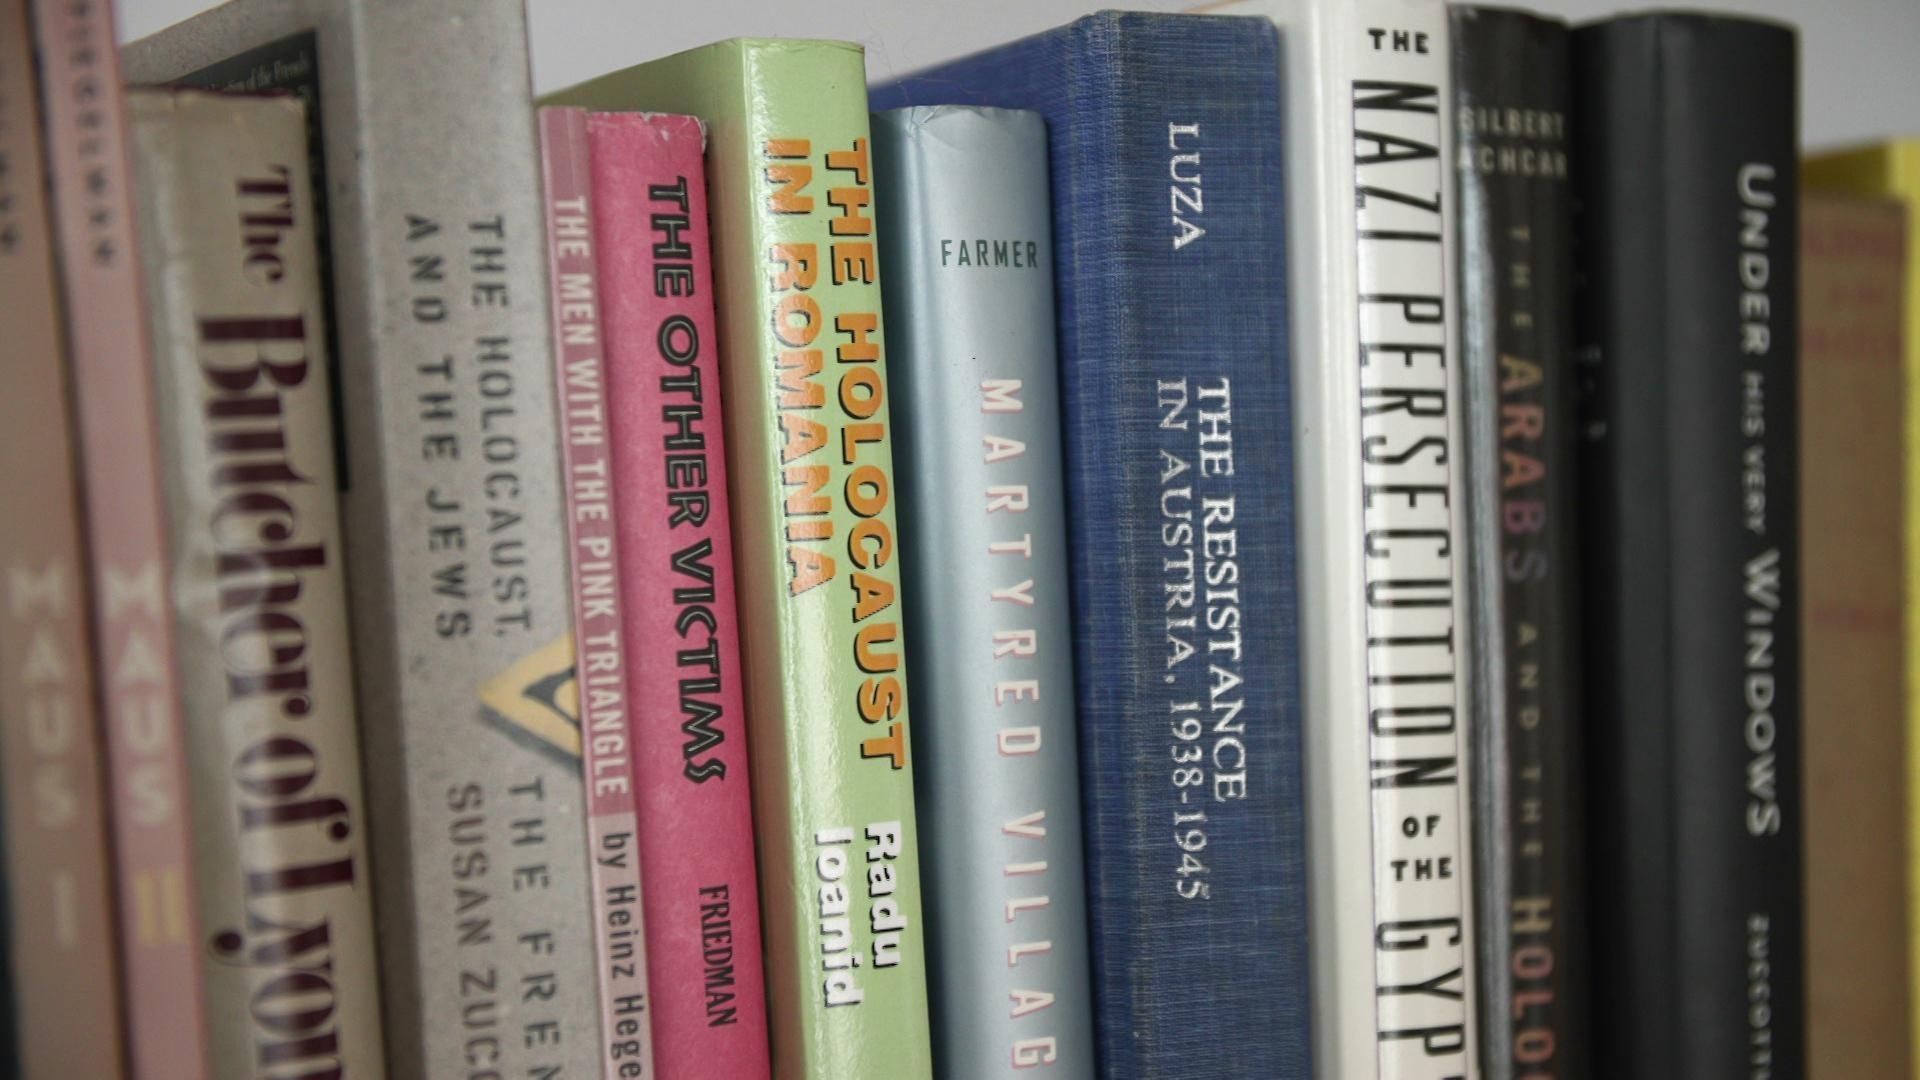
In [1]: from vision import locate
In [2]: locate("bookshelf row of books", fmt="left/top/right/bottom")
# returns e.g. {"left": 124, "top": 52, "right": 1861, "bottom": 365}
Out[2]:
{"left": 3, "top": 0, "right": 1913, "bottom": 1077}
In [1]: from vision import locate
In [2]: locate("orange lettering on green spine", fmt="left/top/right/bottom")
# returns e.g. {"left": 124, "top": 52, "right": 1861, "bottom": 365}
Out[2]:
{"left": 776, "top": 350, "right": 825, "bottom": 409}
{"left": 763, "top": 139, "right": 813, "bottom": 215}
{"left": 850, "top": 574, "right": 895, "bottom": 624}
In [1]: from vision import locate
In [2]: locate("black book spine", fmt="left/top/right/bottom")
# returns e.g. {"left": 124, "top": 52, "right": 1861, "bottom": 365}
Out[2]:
{"left": 1572, "top": 14, "right": 1802, "bottom": 1077}
{"left": 1452, "top": 9, "right": 1586, "bottom": 1080}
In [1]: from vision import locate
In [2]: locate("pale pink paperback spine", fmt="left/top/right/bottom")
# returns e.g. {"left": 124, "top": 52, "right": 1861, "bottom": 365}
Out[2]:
{"left": 588, "top": 111, "right": 771, "bottom": 1078}
{"left": 30, "top": 1, "right": 210, "bottom": 1074}
{"left": 537, "top": 105, "right": 656, "bottom": 1077}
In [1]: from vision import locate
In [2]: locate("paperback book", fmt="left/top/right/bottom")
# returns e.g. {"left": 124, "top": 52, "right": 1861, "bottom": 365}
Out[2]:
{"left": 545, "top": 38, "right": 934, "bottom": 1079}
{"left": 34, "top": 0, "right": 212, "bottom": 1072}
{"left": 128, "top": 86, "right": 386, "bottom": 1079}
{"left": 581, "top": 109, "right": 772, "bottom": 1078}
{"left": 127, "top": 2, "right": 604, "bottom": 1072}
{"left": 0, "top": 1, "right": 127, "bottom": 1074}
{"left": 538, "top": 103, "right": 659, "bottom": 1077}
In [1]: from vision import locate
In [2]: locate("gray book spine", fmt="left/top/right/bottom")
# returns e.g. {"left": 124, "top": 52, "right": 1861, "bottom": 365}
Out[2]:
{"left": 128, "top": 88, "right": 387, "bottom": 1079}
{"left": 125, "top": 4, "right": 599, "bottom": 1077}
{"left": 872, "top": 105, "right": 1096, "bottom": 1079}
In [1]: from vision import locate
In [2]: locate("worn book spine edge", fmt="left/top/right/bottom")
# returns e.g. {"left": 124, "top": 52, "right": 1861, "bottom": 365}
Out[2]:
{"left": 32, "top": 1, "right": 212, "bottom": 1073}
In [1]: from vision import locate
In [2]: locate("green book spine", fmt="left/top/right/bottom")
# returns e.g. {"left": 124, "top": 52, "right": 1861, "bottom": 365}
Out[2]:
{"left": 544, "top": 39, "right": 933, "bottom": 1079}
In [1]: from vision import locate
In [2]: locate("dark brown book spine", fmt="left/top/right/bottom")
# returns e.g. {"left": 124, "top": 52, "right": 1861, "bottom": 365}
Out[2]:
{"left": 0, "top": 2, "right": 127, "bottom": 1075}
{"left": 29, "top": 0, "right": 210, "bottom": 1073}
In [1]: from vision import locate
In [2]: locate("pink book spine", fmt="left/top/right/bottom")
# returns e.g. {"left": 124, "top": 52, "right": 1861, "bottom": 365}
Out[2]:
{"left": 588, "top": 111, "right": 771, "bottom": 1079}
{"left": 29, "top": 1, "right": 210, "bottom": 1075}
{"left": 538, "top": 106, "right": 657, "bottom": 1078}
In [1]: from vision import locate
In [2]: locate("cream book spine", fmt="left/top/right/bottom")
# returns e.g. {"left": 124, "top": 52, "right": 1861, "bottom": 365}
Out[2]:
{"left": 128, "top": 87, "right": 387, "bottom": 1079}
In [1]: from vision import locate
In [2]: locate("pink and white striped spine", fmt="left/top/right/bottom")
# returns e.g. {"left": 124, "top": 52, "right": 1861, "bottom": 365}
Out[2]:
{"left": 538, "top": 104, "right": 656, "bottom": 1078}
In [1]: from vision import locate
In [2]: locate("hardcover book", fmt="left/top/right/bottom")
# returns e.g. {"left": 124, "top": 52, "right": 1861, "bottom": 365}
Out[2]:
{"left": 871, "top": 105, "right": 1096, "bottom": 1078}
{"left": 580, "top": 109, "right": 772, "bottom": 1078}
{"left": 33, "top": 1, "right": 212, "bottom": 1073}
{"left": 1803, "top": 142, "right": 1920, "bottom": 1055}
{"left": 1571, "top": 14, "right": 1803, "bottom": 1076}
{"left": 537, "top": 105, "right": 658, "bottom": 1078}
{"left": 126, "top": 3, "right": 603, "bottom": 1074}
{"left": 128, "top": 87, "right": 387, "bottom": 1080}
{"left": 544, "top": 39, "right": 933, "bottom": 1079}
{"left": 1451, "top": 9, "right": 1585, "bottom": 1080}
{"left": 874, "top": 14, "right": 1312, "bottom": 1077}
{"left": 0, "top": 1, "right": 127, "bottom": 1074}
{"left": 1798, "top": 192, "right": 1911, "bottom": 1079}
{"left": 1193, "top": 1, "right": 1481, "bottom": 1075}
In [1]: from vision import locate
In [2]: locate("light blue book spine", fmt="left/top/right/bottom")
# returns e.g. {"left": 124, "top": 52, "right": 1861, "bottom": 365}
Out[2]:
{"left": 874, "top": 105, "right": 1096, "bottom": 1079}
{"left": 876, "top": 16, "right": 1310, "bottom": 1075}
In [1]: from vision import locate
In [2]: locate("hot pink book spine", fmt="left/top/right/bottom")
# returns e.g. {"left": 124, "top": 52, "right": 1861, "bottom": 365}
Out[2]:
{"left": 588, "top": 111, "right": 771, "bottom": 1079}
{"left": 538, "top": 106, "right": 657, "bottom": 1078}
{"left": 30, "top": 1, "right": 210, "bottom": 1075}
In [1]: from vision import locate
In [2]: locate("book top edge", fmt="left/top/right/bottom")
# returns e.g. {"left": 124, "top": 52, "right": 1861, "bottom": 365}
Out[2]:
{"left": 543, "top": 34, "right": 870, "bottom": 108}
{"left": 1451, "top": 4, "right": 1570, "bottom": 30}
{"left": 611, "top": 35, "right": 863, "bottom": 67}
{"left": 1023, "top": 9, "right": 1283, "bottom": 39}
{"left": 1571, "top": 9, "right": 1799, "bottom": 40}
{"left": 125, "top": 85, "right": 305, "bottom": 116}
{"left": 719, "top": 35, "right": 862, "bottom": 53}
{"left": 538, "top": 105, "right": 704, "bottom": 129}
{"left": 1806, "top": 141, "right": 1920, "bottom": 170}
{"left": 871, "top": 104, "right": 1045, "bottom": 126}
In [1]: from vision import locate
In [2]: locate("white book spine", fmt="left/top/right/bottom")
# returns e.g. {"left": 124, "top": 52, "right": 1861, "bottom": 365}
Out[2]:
{"left": 1200, "top": 2, "right": 1479, "bottom": 1076}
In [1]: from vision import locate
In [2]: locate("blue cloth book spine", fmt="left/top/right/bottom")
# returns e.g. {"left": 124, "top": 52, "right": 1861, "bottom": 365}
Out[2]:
{"left": 874, "top": 12, "right": 1309, "bottom": 1077}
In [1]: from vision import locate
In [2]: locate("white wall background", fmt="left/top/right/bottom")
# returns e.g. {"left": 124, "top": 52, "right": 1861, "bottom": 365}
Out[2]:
{"left": 116, "top": 0, "right": 1920, "bottom": 151}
